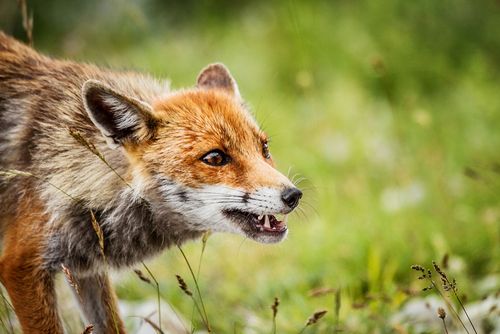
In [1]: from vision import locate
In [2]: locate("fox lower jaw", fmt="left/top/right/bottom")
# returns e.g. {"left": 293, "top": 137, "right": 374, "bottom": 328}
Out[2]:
{"left": 158, "top": 182, "right": 292, "bottom": 244}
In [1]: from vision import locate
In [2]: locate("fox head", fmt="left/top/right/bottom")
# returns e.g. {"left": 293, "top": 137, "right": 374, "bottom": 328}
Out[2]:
{"left": 82, "top": 63, "right": 302, "bottom": 243}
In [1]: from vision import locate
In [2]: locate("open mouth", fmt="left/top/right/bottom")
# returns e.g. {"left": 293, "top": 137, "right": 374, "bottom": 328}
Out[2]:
{"left": 223, "top": 209, "right": 288, "bottom": 240}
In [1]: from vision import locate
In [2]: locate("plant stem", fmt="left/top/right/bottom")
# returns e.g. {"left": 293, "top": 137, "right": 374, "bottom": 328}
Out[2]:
{"left": 452, "top": 290, "right": 477, "bottom": 334}
{"left": 190, "top": 232, "right": 210, "bottom": 332}
{"left": 441, "top": 318, "right": 449, "bottom": 334}
{"left": 178, "top": 245, "right": 211, "bottom": 332}
{"left": 142, "top": 262, "right": 162, "bottom": 334}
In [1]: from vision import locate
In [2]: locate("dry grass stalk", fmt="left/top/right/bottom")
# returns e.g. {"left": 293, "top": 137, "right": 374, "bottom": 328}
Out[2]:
{"left": 142, "top": 316, "right": 165, "bottom": 334}
{"left": 299, "top": 310, "right": 328, "bottom": 333}
{"left": 0, "top": 169, "right": 32, "bottom": 180}
{"left": 68, "top": 128, "right": 137, "bottom": 193}
{"left": 201, "top": 231, "right": 211, "bottom": 250}
{"left": 438, "top": 307, "right": 446, "bottom": 319}
{"left": 189, "top": 231, "right": 211, "bottom": 332}
{"left": 175, "top": 275, "right": 193, "bottom": 296}
{"left": 81, "top": 324, "right": 94, "bottom": 334}
{"left": 306, "top": 310, "right": 327, "bottom": 326}
{"left": 177, "top": 246, "right": 211, "bottom": 332}
{"left": 16, "top": 0, "right": 33, "bottom": 46}
{"left": 411, "top": 263, "right": 471, "bottom": 333}
{"left": 134, "top": 269, "right": 152, "bottom": 285}
{"left": 432, "top": 261, "right": 478, "bottom": 334}
{"left": 89, "top": 210, "right": 105, "bottom": 258}
{"left": 175, "top": 274, "right": 210, "bottom": 332}
{"left": 271, "top": 297, "right": 279, "bottom": 334}
{"left": 140, "top": 262, "right": 163, "bottom": 333}
{"left": 61, "top": 264, "right": 80, "bottom": 297}
{"left": 69, "top": 128, "right": 105, "bottom": 162}
{"left": 271, "top": 297, "right": 280, "bottom": 318}
{"left": 437, "top": 307, "right": 449, "bottom": 334}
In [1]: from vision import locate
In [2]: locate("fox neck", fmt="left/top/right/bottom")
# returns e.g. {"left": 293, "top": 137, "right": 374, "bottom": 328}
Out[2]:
{"left": 43, "top": 186, "right": 203, "bottom": 275}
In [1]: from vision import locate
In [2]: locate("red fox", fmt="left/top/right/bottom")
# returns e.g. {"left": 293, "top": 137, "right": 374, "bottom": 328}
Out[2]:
{"left": 0, "top": 32, "right": 302, "bottom": 333}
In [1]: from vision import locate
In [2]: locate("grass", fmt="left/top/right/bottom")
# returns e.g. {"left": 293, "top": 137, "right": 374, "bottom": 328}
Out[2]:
{"left": 1, "top": 0, "right": 499, "bottom": 332}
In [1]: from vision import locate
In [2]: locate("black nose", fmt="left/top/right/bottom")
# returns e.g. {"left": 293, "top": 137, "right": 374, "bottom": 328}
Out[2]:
{"left": 281, "top": 187, "right": 303, "bottom": 209}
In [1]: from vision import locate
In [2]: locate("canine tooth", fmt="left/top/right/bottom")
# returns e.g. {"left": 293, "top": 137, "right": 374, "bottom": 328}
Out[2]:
{"left": 257, "top": 215, "right": 263, "bottom": 220}
{"left": 264, "top": 215, "right": 271, "bottom": 228}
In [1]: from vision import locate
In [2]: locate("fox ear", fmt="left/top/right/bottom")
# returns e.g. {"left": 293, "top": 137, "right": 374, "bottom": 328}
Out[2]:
{"left": 82, "top": 80, "right": 158, "bottom": 149}
{"left": 197, "top": 63, "right": 241, "bottom": 98}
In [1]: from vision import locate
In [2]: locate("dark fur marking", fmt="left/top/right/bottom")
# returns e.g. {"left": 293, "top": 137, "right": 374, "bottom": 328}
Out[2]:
{"left": 177, "top": 190, "right": 188, "bottom": 202}
{"left": 242, "top": 192, "right": 250, "bottom": 203}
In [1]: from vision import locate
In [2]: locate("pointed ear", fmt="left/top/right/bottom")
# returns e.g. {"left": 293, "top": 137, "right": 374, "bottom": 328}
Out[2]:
{"left": 196, "top": 63, "right": 241, "bottom": 98}
{"left": 82, "top": 80, "right": 158, "bottom": 149}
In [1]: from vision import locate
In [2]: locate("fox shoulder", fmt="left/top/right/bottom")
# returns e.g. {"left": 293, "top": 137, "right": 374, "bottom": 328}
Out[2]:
{"left": 0, "top": 31, "right": 36, "bottom": 57}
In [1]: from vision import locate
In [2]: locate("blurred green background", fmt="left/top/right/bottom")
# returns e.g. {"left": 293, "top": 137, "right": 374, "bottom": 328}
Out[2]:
{"left": 1, "top": 0, "right": 499, "bottom": 332}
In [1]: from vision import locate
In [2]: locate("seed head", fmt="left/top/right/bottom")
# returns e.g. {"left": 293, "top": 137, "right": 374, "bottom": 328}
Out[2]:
{"left": 433, "top": 261, "right": 446, "bottom": 278}
{"left": 69, "top": 128, "right": 105, "bottom": 161}
{"left": 306, "top": 310, "right": 328, "bottom": 326}
{"left": 175, "top": 274, "right": 193, "bottom": 296}
{"left": 134, "top": 269, "right": 152, "bottom": 285}
{"left": 82, "top": 324, "right": 94, "bottom": 334}
{"left": 271, "top": 297, "right": 280, "bottom": 318}
{"left": 437, "top": 307, "right": 446, "bottom": 319}
{"left": 411, "top": 265, "right": 425, "bottom": 272}
{"left": 422, "top": 285, "right": 434, "bottom": 292}
{"left": 61, "top": 264, "right": 80, "bottom": 297}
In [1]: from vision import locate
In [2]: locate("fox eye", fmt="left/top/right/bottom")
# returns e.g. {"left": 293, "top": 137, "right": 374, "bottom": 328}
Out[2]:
{"left": 201, "top": 149, "right": 231, "bottom": 166}
{"left": 262, "top": 141, "right": 271, "bottom": 159}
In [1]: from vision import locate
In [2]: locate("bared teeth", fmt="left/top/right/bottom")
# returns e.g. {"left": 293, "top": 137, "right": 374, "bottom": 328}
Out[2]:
{"left": 257, "top": 215, "right": 263, "bottom": 221}
{"left": 264, "top": 215, "right": 271, "bottom": 228}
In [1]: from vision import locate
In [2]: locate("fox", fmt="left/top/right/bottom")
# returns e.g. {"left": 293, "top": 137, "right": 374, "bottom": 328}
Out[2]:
{"left": 0, "top": 32, "right": 302, "bottom": 333}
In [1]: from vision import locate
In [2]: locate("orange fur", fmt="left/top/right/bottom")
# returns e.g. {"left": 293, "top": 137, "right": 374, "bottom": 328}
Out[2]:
{"left": 140, "top": 90, "right": 283, "bottom": 190}
{"left": 0, "top": 193, "right": 64, "bottom": 333}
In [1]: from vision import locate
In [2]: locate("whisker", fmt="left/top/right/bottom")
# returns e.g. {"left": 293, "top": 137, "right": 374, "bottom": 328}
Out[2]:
{"left": 293, "top": 177, "right": 307, "bottom": 187}
{"left": 294, "top": 206, "right": 309, "bottom": 221}
{"left": 291, "top": 172, "right": 302, "bottom": 184}
{"left": 299, "top": 201, "right": 319, "bottom": 216}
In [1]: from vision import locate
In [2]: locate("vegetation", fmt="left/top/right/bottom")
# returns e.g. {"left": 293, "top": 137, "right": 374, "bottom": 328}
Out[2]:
{"left": 1, "top": 0, "right": 499, "bottom": 332}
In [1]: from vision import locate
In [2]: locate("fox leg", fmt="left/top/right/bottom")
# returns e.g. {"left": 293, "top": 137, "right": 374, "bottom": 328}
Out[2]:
{"left": 71, "top": 272, "right": 126, "bottom": 334}
{"left": 0, "top": 193, "right": 67, "bottom": 333}
{"left": 0, "top": 235, "right": 64, "bottom": 333}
